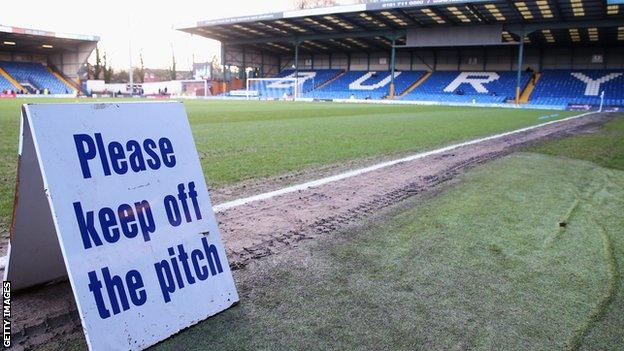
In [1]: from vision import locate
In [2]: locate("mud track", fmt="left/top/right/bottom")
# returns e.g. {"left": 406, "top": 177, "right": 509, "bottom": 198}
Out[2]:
{"left": 7, "top": 112, "right": 615, "bottom": 350}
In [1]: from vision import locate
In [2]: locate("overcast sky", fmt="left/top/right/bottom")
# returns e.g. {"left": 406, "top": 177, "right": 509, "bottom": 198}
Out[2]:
{"left": 3, "top": 0, "right": 351, "bottom": 70}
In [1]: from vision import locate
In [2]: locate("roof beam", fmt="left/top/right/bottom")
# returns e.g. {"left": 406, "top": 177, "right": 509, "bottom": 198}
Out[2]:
{"left": 235, "top": 23, "right": 273, "bottom": 37}
{"left": 396, "top": 9, "right": 424, "bottom": 26}
{"left": 466, "top": 3, "right": 488, "bottom": 24}
{"left": 395, "top": 8, "right": 423, "bottom": 27}
{"left": 428, "top": 7, "right": 454, "bottom": 24}
{"left": 360, "top": 37, "right": 389, "bottom": 51}
{"left": 225, "top": 29, "right": 405, "bottom": 45}
{"left": 505, "top": 0, "right": 525, "bottom": 21}
{"left": 368, "top": 12, "right": 396, "bottom": 28}
{"left": 506, "top": 18, "right": 624, "bottom": 36}
{"left": 321, "top": 39, "right": 350, "bottom": 52}
{"left": 550, "top": 0, "right": 564, "bottom": 21}
{"left": 335, "top": 13, "right": 366, "bottom": 30}
{"left": 318, "top": 14, "right": 366, "bottom": 32}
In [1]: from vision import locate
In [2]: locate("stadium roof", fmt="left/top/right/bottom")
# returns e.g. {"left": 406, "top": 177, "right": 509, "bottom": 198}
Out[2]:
{"left": 0, "top": 25, "right": 99, "bottom": 54}
{"left": 178, "top": 0, "right": 624, "bottom": 53}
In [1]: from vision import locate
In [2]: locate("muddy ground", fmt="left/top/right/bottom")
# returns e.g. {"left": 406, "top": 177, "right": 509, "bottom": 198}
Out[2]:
{"left": 5, "top": 112, "right": 616, "bottom": 350}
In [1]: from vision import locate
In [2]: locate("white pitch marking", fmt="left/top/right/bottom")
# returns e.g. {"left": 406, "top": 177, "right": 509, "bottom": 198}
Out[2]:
{"left": 213, "top": 111, "right": 596, "bottom": 212}
{"left": 0, "top": 111, "right": 597, "bottom": 269}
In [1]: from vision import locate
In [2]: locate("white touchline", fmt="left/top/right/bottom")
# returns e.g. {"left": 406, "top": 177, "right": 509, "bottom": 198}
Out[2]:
{"left": 212, "top": 111, "right": 596, "bottom": 212}
{"left": 0, "top": 111, "right": 597, "bottom": 269}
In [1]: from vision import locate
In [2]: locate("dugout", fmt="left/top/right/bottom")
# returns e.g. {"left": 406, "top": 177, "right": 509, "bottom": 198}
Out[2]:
{"left": 178, "top": 0, "right": 624, "bottom": 102}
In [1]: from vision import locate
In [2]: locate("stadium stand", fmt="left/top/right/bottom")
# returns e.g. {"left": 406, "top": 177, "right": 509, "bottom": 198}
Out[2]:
{"left": 0, "top": 74, "right": 16, "bottom": 93}
{"left": 402, "top": 71, "right": 531, "bottom": 104}
{"left": 276, "top": 69, "right": 343, "bottom": 92}
{"left": 181, "top": 0, "right": 624, "bottom": 110}
{"left": 239, "top": 67, "right": 624, "bottom": 108}
{"left": 243, "top": 69, "right": 342, "bottom": 99}
{"left": 529, "top": 70, "right": 624, "bottom": 107}
{"left": 0, "top": 61, "right": 74, "bottom": 94}
{"left": 307, "top": 70, "right": 426, "bottom": 100}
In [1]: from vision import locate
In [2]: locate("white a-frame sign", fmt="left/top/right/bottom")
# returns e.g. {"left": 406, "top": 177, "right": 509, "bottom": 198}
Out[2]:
{"left": 4, "top": 102, "right": 239, "bottom": 350}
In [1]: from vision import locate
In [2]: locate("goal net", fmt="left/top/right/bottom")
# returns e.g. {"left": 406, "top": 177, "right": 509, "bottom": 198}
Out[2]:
{"left": 246, "top": 77, "right": 312, "bottom": 100}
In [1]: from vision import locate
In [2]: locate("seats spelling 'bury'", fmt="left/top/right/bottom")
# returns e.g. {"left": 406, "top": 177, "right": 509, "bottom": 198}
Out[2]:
{"left": 275, "top": 69, "right": 343, "bottom": 93}
{"left": 248, "top": 69, "right": 342, "bottom": 98}
{"left": 529, "top": 69, "right": 624, "bottom": 107}
{"left": 307, "top": 70, "right": 426, "bottom": 99}
{"left": 402, "top": 71, "right": 531, "bottom": 103}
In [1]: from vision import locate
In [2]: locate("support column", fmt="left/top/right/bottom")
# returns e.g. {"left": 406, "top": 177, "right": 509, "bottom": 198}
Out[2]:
{"left": 482, "top": 47, "right": 487, "bottom": 71}
{"left": 367, "top": 53, "right": 371, "bottom": 71}
{"left": 515, "top": 30, "right": 525, "bottom": 105}
{"left": 410, "top": 51, "right": 414, "bottom": 71}
{"left": 389, "top": 37, "right": 396, "bottom": 99}
{"left": 311, "top": 54, "right": 315, "bottom": 70}
{"left": 221, "top": 42, "right": 227, "bottom": 94}
{"left": 260, "top": 51, "right": 265, "bottom": 77}
{"left": 242, "top": 47, "right": 247, "bottom": 82}
{"left": 329, "top": 53, "right": 332, "bottom": 69}
{"left": 347, "top": 52, "right": 351, "bottom": 71}
{"left": 294, "top": 40, "right": 299, "bottom": 97}
{"left": 294, "top": 41, "right": 299, "bottom": 74}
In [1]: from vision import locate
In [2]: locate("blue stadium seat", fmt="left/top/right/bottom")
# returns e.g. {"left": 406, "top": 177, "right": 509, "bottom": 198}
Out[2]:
{"left": 402, "top": 71, "right": 531, "bottom": 104}
{"left": 0, "top": 61, "right": 73, "bottom": 94}
{"left": 276, "top": 69, "right": 343, "bottom": 92}
{"left": 245, "top": 69, "right": 343, "bottom": 99}
{"left": 306, "top": 70, "right": 426, "bottom": 99}
{"left": 529, "top": 69, "right": 624, "bottom": 107}
{"left": 0, "top": 75, "right": 16, "bottom": 92}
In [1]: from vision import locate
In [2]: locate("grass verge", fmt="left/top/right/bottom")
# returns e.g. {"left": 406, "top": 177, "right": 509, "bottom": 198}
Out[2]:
{"left": 528, "top": 115, "right": 624, "bottom": 170}
{"left": 134, "top": 153, "right": 622, "bottom": 350}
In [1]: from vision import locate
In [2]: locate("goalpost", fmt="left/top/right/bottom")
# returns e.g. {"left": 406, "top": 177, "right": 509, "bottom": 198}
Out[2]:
{"left": 245, "top": 77, "right": 312, "bottom": 100}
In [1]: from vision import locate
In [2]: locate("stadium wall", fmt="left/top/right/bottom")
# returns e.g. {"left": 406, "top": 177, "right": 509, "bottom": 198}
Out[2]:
{"left": 253, "top": 46, "right": 624, "bottom": 75}
{"left": 220, "top": 44, "right": 624, "bottom": 85}
{"left": 0, "top": 52, "right": 48, "bottom": 64}
{"left": 47, "top": 42, "right": 96, "bottom": 81}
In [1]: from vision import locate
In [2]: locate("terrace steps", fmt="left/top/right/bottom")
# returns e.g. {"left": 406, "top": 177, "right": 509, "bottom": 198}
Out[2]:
{"left": 400, "top": 71, "right": 432, "bottom": 97}
{"left": 519, "top": 72, "right": 540, "bottom": 103}
{"left": 47, "top": 66, "right": 78, "bottom": 93}
{"left": 314, "top": 70, "right": 346, "bottom": 90}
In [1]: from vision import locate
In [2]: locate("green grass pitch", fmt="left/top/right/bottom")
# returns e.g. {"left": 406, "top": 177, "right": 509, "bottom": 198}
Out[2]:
{"left": 0, "top": 98, "right": 577, "bottom": 230}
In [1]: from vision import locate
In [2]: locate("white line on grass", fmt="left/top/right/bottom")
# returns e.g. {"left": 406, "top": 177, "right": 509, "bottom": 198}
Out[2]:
{"left": 0, "top": 111, "right": 597, "bottom": 269}
{"left": 212, "top": 111, "right": 595, "bottom": 212}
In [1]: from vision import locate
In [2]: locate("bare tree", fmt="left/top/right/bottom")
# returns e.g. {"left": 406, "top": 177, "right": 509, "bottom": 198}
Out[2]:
{"left": 293, "top": 0, "right": 337, "bottom": 9}
{"left": 137, "top": 53, "right": 145, "bottom": 83}
{"left": 94, "top": 47, "right": 102, "bottom": 80}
